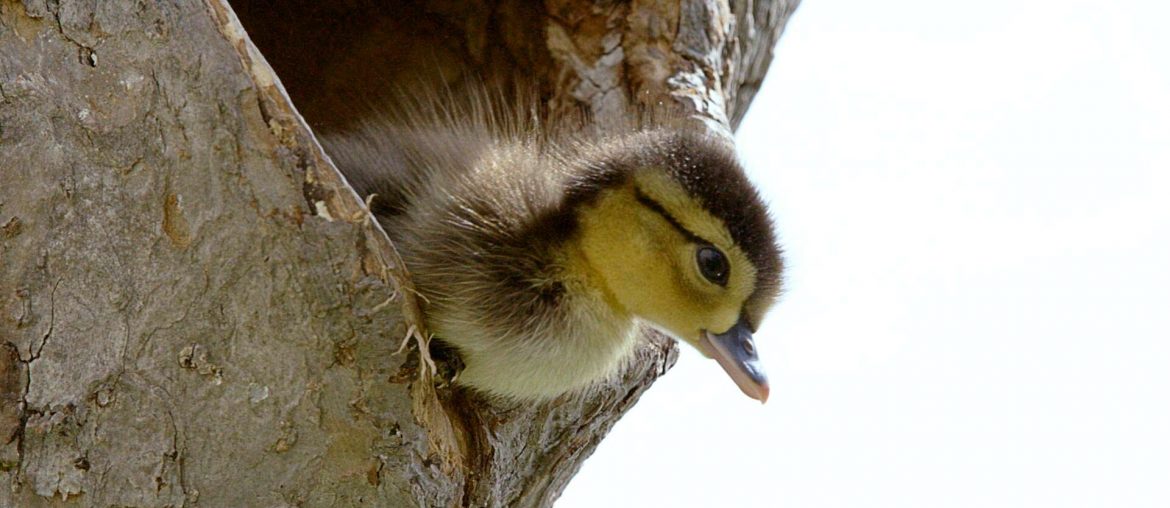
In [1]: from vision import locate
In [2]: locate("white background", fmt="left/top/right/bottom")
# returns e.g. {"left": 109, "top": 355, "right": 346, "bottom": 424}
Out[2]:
{"left": 560, "top": 0, "right": 1170, "bottom": 506}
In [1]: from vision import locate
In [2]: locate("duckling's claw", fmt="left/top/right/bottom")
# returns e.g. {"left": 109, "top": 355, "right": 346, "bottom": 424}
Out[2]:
{"left": 428, "top": 340, "right": 465, "bottom": 388}
{"left": 432, "top": 358, "right": 461, "bottom": 389}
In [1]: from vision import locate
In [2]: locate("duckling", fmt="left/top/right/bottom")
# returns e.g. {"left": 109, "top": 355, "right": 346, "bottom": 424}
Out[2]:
{"left": 320, "top": 93, "right": 783, "bottom": 402}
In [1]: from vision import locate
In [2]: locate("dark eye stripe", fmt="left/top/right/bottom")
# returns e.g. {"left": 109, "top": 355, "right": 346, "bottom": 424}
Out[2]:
{"left": 633, "top": 187, "right": 710, "bottom": 246}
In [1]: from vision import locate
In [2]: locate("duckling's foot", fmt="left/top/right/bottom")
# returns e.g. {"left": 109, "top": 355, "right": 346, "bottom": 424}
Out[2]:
{"left": 428, "top": 340, "right": 465, "bottom": 388}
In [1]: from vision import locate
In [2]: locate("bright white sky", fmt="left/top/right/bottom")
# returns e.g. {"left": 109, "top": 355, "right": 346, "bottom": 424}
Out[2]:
{"left": 560, "top": 1, "right": 1170, "bottom": 506}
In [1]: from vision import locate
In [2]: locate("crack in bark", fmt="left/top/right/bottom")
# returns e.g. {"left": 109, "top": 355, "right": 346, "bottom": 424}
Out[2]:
{"left": 43, "top": 0, "right": 94, "bottom": 54}
{"left": 26, "top": 278, "right": 60, "bottom": 363}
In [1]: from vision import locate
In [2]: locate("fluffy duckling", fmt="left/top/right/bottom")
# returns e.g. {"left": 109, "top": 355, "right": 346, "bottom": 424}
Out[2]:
{"left": 320, "top": 94, "right": 783, "bottom": 402}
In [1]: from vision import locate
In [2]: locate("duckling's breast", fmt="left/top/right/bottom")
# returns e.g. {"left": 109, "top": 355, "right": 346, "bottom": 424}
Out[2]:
{"left": 438, "top": 279, "right": 641, "bottom": 399}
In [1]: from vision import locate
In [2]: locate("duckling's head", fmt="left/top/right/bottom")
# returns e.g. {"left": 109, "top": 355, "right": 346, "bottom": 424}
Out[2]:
{"left": 570, "top": 129, "right": 783, "bottom": 402}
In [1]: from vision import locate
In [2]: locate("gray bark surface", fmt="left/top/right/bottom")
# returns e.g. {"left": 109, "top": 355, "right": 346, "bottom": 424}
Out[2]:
{"left": 0, "top": 0, "right": 797, "bottom": 506}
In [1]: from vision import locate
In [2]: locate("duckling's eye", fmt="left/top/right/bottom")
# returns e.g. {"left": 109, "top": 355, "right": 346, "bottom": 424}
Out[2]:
{"left": 696, "top": 246, "right": 729, "bottom": 286}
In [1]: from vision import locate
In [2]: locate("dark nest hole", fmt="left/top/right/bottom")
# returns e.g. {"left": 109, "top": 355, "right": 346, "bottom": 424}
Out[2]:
{"left": 231, "top": 1, "right": 556, "bottom": 136}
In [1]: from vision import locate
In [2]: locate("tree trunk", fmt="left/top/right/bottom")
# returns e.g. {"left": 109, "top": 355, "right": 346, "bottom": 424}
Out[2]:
{"left": 0, "top": 0, "right": 797, "bottom": 506}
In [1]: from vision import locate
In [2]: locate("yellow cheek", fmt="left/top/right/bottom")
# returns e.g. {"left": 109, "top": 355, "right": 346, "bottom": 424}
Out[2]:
{"left": 627, "top": 247, "right": 746, "bottom": 342}
{"left": 575, "top": 182, "right": 758, "bottom": 340}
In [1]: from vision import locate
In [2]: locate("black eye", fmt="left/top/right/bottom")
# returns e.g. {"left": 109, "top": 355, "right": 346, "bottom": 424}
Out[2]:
{"left": 696, "top": 246, "right": 729, "bottom": 286}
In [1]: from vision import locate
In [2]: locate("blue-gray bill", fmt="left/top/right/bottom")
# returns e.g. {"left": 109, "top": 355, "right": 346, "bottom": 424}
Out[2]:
{"left": 700, "top": 317, "right": 770, "bottom": 403}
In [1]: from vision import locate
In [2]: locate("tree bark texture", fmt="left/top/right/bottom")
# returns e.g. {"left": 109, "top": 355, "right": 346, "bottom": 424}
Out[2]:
{"left": 0, "top": 0, "right": 797, "bottom": 506}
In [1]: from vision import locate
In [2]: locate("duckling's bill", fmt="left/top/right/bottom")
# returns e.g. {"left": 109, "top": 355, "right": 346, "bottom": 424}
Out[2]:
{"left": 699, "top": 317, "right": 770, "bottom": 403}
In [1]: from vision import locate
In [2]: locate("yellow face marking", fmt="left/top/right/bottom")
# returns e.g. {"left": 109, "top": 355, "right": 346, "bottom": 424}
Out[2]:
{"left": 632, "top": 170, "right": 735, "bottom": 249}
{"left": 575, "top": 172, "right": 758, "bottom": 348}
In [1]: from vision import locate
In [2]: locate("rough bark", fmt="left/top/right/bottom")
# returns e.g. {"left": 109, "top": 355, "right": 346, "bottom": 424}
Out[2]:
{"left": 0, "top": 0, "right": 797, "bottom": 506}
